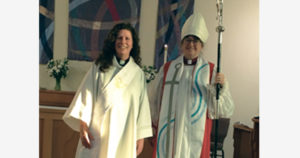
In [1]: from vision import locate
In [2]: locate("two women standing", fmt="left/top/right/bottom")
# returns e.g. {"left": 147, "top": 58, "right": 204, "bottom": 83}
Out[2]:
{"left": 63, "top": 13, "right": 234, "bottom": 158}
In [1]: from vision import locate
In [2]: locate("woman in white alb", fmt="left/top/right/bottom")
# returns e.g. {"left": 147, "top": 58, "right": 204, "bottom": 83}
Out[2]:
{"left": 63, "top": 23, "right": 152, "bottom": 158}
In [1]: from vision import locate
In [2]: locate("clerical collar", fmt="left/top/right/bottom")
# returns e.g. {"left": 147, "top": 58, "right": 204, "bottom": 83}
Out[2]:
{"left": 183, "top": 57, "right": 198, "bottom": 65}
{"left": 116, "top": 56, "right": 129, "bottom": 66}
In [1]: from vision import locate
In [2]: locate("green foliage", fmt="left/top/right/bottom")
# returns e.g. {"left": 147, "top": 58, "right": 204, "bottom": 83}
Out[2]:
{"left": 47, "top": 58, "right": 69, "bottom": 80}
{"left": 142, "top": 65, "right": 158, "bottom": 83}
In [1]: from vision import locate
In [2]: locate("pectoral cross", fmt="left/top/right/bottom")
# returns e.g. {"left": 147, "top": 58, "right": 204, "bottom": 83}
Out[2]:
{"left": 164, "top": 63, "right": 181, "bottom": 157}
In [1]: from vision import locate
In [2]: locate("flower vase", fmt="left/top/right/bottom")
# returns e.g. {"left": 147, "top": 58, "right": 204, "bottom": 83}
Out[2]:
{"left": 55, "top": 78, "right": 61, "bottom": 91}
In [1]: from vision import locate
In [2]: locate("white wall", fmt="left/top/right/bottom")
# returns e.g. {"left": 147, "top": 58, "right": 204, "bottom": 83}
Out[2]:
{"left": 194, "top": 0, "right": 259, "bottom": 157}
{"left": 39, "top": 0, "right": 259, "bottom": 157}
{"left": 139, "top": 0, "right": 158, "bottom": 66}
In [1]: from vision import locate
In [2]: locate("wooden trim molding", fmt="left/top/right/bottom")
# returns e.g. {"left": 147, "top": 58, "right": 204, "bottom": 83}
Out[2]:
{"left": 39, "top": 89, "right": 75, "bottom": 107}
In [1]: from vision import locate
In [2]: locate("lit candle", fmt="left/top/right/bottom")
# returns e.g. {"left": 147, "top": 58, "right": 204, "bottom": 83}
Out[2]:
{"left": 164, "top": 44, "right": 168, "bottom": 64}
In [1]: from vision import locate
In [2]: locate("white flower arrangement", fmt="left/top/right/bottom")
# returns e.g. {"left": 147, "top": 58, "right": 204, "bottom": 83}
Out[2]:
{"left": 47, "top": 58, "right": 69, "bottom": 80}
{"left": 142, "top": 65, "right": 158, "bottom": 83}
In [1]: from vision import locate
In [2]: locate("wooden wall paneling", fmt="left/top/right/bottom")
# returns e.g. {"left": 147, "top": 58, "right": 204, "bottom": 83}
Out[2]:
{"left": 39, "top": 118, "right": 44, "bottom": 158}
{"left": 252, "top": 117, "right": 259, "bottom": 158}
{"left": 40, "top": 90, "right": 78, "bottom": 158}
{"left": 40, "top": 108, "right": 79, "bottom": 158}
{"left": 39, "top": 89, "right": 157, "bottom": 158}
{"left": 42, "top": 119, "right": 53, "bottom": 158}
{"left": 52, "top": 120, "right": 79, "bottom": 158}
{"left": 233, "top": 123, "right": 253, "bottom": 158}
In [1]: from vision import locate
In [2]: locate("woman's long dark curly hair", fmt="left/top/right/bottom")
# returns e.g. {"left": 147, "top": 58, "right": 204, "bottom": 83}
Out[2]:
{"left": 95, "top": 23, "right": 142, "bottom": 72}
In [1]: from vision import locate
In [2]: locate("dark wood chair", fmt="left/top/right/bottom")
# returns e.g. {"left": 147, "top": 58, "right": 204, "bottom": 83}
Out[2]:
{"left": 210, "top": 118, "right": 230, "bottom": 158}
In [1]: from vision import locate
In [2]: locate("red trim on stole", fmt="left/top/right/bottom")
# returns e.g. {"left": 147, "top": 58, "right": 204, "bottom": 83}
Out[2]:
{"left": 200, "top": 114, "right": 212, "bottom": 158}
{"left": 208, "top": 62, "right": 214, "bottom": 83}
{"left": 199, "top": 62, "right": 214, "bottom": 158}
{"left": 152, "top": 61, "right": 215, "bottom": 158}
{"left": 152, "top": 61, "right": 172, "bottom": 158}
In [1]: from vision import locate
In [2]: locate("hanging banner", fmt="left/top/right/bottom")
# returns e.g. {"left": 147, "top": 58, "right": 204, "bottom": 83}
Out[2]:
{"left": 154, "top": 0, "right": 194, "bottom": 69}
{"left": 67, "top": 0, "right": 141, "bottom": 61}
{"left": 39, "top": 0, "right": 55, "bottom": 64}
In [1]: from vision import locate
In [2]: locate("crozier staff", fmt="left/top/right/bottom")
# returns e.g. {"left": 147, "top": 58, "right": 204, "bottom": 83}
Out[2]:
{"left": 148, "top": 13, "right": 234, "bottom": 158}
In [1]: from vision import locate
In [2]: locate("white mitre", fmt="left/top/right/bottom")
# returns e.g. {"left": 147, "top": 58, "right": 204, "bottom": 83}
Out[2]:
{"left": 181, "top": 13, "right": 209, "bottom": 43}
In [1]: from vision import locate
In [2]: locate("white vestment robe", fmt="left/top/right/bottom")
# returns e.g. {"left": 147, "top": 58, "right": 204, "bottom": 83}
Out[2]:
{"left": 148, "top": 55, "right": 234, "bottom": 158}
{"left": 63, "top": 56, "right": 153, "bottom": 158}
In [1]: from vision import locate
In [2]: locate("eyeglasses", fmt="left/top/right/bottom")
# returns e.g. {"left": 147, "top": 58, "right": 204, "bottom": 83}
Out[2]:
{"left": 183, "top": 38, "right": 200, "bottom": 44}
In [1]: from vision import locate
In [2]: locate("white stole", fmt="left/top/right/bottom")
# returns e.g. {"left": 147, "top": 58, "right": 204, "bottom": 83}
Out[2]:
{"left": 156, "top": 55, "right": 211, "bottom": 158}
{"left": 63, "top": 56, "right": 139, "bottom": 132}
{"left": 97, "top": 56, "right": 140, "bottom": 114}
